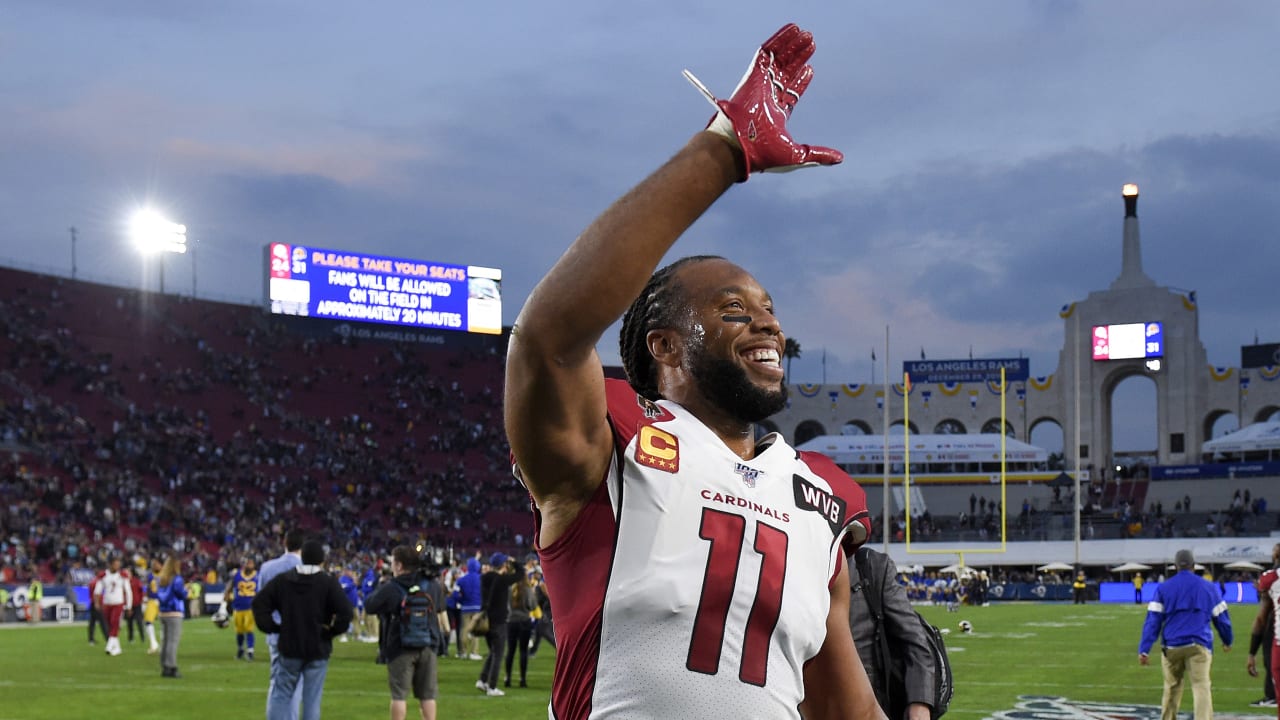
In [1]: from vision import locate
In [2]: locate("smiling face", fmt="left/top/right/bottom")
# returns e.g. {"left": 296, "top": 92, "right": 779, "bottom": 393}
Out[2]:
{"left": 663, "top": 259, "right": 788, "bottom": 423}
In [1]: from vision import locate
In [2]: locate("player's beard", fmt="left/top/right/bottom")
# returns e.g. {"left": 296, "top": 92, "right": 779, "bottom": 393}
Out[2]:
{"left": 688, "top": 342, "right": 788, "bottom": 423}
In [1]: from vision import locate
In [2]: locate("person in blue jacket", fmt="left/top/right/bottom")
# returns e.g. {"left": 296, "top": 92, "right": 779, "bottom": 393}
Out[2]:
{"left": 1138, "top": 549, "right": 1233, "bottom": 720}
{"left": 338, "top": 568, "right": 361, "bottom": 643}
{"left": 155, "top": 555, "right": 189, "bottom": 678}
{"left": 457, "top": 556, "right": 484, "bottom": 660}
{"left": 361, "top": 565, "right": 380, "bottom": 641}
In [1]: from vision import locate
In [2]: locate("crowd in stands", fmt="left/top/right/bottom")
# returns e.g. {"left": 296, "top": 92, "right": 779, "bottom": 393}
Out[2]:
{"left": 878, "top": 480, "right": 1274, "bottom": 546}
{"left": 0, "top": 268, "right": 528, "bottom": 585}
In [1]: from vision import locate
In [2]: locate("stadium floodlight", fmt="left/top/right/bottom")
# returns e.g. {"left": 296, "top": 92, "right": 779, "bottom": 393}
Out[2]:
{"left": 1122, "top": 183, "right": 1139, "bottom": 197}
{"left": 130, "top": 208, "right": 187, "bottom": 293}
{"left": 130, "top": 209, "right": 187, "bottom": 255}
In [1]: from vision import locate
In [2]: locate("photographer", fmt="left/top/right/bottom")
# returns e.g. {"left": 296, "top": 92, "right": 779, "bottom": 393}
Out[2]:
{"left": 365, "top": 545, "right": 448, "bottom": 720}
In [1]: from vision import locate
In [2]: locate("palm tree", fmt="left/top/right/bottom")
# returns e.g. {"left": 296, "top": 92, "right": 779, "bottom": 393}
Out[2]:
{"left": 783, "top": 338, "right": 801, "bottom": 379}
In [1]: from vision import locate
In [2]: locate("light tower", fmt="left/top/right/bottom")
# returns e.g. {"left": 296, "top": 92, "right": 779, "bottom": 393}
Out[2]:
{"left": 130, "top": 209, "right": 187, "bottom": 293}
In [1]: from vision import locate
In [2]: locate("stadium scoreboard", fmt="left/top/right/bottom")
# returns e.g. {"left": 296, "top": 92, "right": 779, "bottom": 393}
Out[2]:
{"left": 1091, "top": 321, "right": 1162, "bottom": 361}
{"left": 265, "top": 243, "right": 502, "bottom": 335}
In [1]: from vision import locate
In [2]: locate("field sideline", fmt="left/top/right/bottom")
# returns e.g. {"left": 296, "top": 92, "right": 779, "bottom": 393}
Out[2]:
{"left": 1, "top": 602, "right": 1271, "bottom": 719}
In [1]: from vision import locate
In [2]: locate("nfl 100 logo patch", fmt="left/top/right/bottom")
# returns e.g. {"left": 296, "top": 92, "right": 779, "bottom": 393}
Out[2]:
{"left": 734, "top": 462, "right": 762, "bottom": 488}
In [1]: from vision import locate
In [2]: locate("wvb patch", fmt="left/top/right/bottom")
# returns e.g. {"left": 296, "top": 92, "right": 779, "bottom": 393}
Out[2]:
{"left": 986, "top": 695, "right": 1259, "bottom": 720}
{"left": 792, "top": 476, "right": 847, "bottom": 534}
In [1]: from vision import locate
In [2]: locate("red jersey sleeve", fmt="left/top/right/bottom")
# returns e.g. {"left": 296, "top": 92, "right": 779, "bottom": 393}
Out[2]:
{"left": 1261, "top": 569, "right": 1278, "bottom": 594}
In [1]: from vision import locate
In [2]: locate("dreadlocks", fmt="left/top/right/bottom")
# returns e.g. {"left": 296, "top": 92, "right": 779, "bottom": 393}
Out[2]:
{"left": 618, "top": 255, "right": 724, "bottom": 401}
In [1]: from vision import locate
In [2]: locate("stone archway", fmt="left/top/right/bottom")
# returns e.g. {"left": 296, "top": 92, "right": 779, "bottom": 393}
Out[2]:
{"left": 793, "top": 419, "right": 827, "bottom": 447}
{"left": 842, "top": 420, "right": 872, "bottom": 435}
{"left": 888, "top": 420, "right": 919, "bottom": 435}
{"left": 981, "top": 418, "right": 1014, "bottom": 436}
{"left": 1203, "top": 409, "right": 1238, "bottom": 444}
{"left": 1030, "top": 417, "right": 1065, "bottom": 467}
{"left": 934, "top": 419, "right": 966, "bottom": 434}
{"left": 1254, "top": 405, "right": 1280, "bottom": 423}
{"left": 1104, "top": 369, "right": 1158, "bottom": 476}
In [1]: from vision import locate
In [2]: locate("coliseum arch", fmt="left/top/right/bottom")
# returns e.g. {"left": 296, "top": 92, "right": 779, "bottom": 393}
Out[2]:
{"left": 981, "top": 418, "right": 1014, "bottom": 436}
{"left": 1254, "top": 405, "right": 1280, "bottom": 423}
{"left": 842, "top": 420, "right": 872, "bottom": 435}
{"left": 793, "top": 420, "right": 826, "bottom": 447}
{"left": 1098, "top": 365, "right": 1157, "bottom": 464}
{"left": 888, "top": 420, "right": 919, "bottom": 435}
{"left": 934, "top": 418, "right": 966, "bottom": 434}
{"left": 1203, "top": 409, "right": 1238, "bottom": 443}
{"left": 1029, "top": 416, "right": 1063, "bottom": 436}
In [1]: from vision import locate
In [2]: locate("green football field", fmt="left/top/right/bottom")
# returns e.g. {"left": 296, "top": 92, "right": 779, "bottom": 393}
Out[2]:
{"left": 0, "top": 602, "right": 1270, "bottom": 719}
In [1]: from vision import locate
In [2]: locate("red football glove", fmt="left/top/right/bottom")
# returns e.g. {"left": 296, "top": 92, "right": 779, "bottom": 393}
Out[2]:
{"left": 683, "top": 23, "right": 843, "bottom": 180}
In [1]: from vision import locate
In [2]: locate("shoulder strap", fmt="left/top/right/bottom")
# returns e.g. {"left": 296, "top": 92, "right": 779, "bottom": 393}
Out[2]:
{"left": 855, "top": 549, "right": 885, "bottom": 620}
{"left": 855, "top": 549, "right": 894, "bottom": 702}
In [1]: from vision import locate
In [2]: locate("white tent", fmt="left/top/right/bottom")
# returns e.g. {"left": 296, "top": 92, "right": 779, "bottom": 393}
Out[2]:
{"left": 796, "top": 433, "right": 1048, "bottom": 464}
{"left": 1037, "top": 562, "right": 1076, "bottom": 572}
{"left": 1202, "top": 421, "right": 1280, "bottom": 455}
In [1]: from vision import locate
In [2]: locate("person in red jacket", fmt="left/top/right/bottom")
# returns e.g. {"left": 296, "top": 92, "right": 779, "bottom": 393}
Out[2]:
{"left": 125, "top": 565, "right": 146, "bottom": 646}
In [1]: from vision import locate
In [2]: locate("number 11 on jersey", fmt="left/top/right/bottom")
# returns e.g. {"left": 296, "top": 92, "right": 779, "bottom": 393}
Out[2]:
{"left": 686, "top": 507, "right": 789, "bottom": 686}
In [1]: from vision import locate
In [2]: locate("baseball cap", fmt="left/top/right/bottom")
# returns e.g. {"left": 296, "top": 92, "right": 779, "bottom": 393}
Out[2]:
{"left": 490, "top": 553, "right": 509, "bottom": 567}
{"left": 1174, "top": 549, "right": 1194, "bottom": 569}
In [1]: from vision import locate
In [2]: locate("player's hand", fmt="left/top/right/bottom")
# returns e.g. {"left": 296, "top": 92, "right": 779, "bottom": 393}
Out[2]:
{"left": 683, "top": 23, "right": 842, "bottom": 179}
{"left": 1222, "top": 644, "right": 1231, "bottom": 653}
{"left": 1138, "top": 652, "right": 1149, "bottom": 666}
{"left": 1247, "top": 655, "right": 1258, "bottom": 677}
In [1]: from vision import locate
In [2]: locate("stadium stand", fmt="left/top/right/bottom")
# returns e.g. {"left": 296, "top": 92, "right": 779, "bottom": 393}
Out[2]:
{"left": 0, "top": 267, "right": 528, "bottom": 586}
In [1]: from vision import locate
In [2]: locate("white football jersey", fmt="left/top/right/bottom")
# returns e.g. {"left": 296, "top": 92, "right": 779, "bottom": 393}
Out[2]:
{"left": 532, "top": 380, "right": 871, "bottom": 720}
{"left": 95, "top": 570, "right": 132, "bottom": 607}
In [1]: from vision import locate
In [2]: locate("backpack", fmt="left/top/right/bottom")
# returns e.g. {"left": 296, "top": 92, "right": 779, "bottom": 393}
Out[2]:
{"left": 398, "top": 579, "right": 439, "bottom": 650}
{"left": 855, "top": 550, "right": 953, "bottom": 720}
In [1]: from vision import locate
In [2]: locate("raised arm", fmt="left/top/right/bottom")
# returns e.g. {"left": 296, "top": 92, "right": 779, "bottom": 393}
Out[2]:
{"left": 504, "top": 23, "right": 841, "bottom": 546}
{"left": 505, "top": 133, "right": 741, "bottom": 540}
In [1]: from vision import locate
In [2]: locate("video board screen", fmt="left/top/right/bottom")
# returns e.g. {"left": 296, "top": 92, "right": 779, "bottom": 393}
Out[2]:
{"left": 1092, "top": 322, "right": 1163, "bottom": 361}
{"left": 266, "top": 243, "right": 502, "bottom": 335}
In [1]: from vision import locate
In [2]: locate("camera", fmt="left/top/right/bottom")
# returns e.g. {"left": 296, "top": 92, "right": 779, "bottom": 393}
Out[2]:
{"left": 413, "top": 541, "right": 452, "bottom": 575}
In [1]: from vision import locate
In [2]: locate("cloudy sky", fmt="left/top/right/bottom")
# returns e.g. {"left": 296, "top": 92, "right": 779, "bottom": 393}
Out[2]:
{"left": 3, "top": 2, "right": 1279, "bottom": 448}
